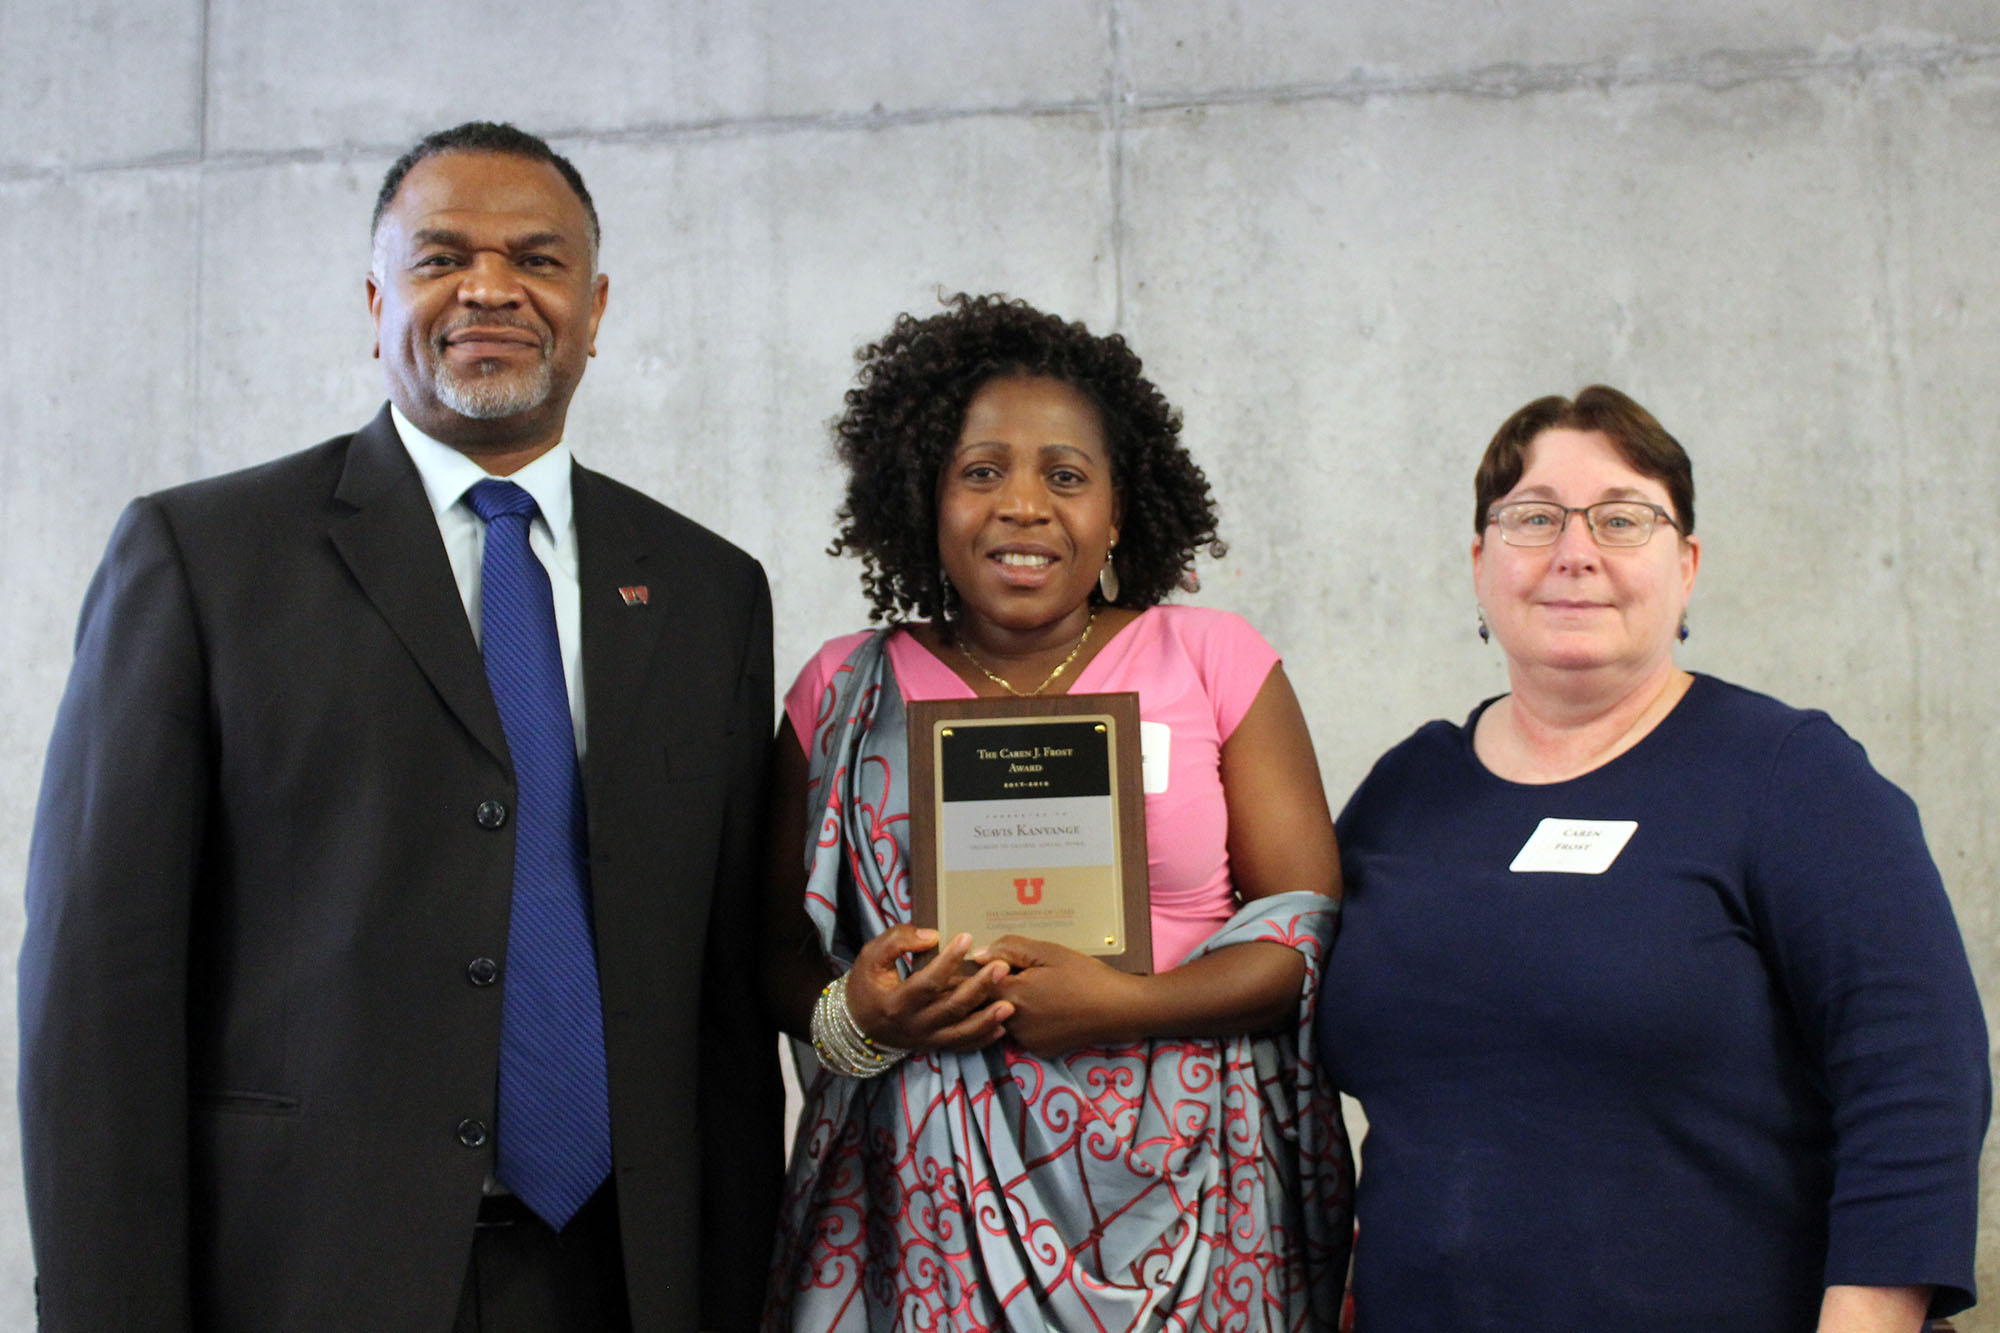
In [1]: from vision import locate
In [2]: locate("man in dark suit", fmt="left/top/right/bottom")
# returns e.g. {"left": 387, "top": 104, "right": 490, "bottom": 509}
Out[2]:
{"left": 20, "top": 122, "right": 781, "bottom": 1331}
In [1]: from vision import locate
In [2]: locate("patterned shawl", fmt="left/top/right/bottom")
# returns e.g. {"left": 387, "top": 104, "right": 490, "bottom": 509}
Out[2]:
{"left": 766, "top": 631, "right": 1351, "bottom": 1332}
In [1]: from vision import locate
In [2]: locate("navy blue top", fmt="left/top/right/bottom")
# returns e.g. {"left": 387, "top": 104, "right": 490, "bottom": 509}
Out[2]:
{"left": 1318, "top": 675, "right": 1989, "bottom": 1330}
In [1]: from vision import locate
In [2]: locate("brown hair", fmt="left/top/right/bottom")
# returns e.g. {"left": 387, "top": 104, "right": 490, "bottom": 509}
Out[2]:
{"left": 1473, "top": 385, "right": 1694, "bottom": 535}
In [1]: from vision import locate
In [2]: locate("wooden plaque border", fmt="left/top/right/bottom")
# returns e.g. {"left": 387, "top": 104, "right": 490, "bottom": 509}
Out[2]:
{"left": 907, "top": 691, "right": 1152, "bottom": 974}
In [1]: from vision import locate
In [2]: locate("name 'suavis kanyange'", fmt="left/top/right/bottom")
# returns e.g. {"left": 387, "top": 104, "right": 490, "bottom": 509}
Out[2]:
{"left": 971, "top": 822, "right": 1084, "bottom": 840}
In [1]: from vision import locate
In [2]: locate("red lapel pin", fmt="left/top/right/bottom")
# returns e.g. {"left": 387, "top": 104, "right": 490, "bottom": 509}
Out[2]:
{"left": 618, "top": 585, "right": 649, "bottom": 606}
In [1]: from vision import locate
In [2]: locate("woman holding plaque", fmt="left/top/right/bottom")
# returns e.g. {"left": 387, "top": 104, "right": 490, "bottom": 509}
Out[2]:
{"left": 760, "top": 293, "right": 1349, "bottom": 1330}
{"left": 1316, "top": 386, "right": 1989, "bottom": 1331}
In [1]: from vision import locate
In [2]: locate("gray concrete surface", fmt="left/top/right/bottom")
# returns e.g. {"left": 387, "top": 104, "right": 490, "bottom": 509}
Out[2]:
{"left": 3, "top": 1, "right": 1995, "bottom": 1324}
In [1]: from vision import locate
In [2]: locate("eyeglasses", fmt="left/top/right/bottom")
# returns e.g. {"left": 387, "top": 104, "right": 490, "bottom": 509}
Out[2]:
{"left": 1486, "top": 500, "right": 1682, "bottom": 548}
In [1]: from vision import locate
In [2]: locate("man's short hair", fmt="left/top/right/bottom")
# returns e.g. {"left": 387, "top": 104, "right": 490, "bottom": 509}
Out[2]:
{"left": 371, "top": 121, "right": 600, "bottom": 264}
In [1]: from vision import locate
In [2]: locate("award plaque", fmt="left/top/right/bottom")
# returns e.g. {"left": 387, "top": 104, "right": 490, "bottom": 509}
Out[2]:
{"left": 907, "top": 692, "right": 1151, "bottom": 974}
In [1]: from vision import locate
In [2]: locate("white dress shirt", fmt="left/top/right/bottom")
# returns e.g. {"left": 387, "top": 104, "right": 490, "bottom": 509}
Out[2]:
{"left": 391, "top": 405, "right": 587, "bottom": 758}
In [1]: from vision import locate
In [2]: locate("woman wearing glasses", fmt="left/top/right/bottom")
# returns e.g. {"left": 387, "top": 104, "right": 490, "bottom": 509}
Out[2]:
{"left": 1316, "top": 386, "right": 1988, "bottom": 1332}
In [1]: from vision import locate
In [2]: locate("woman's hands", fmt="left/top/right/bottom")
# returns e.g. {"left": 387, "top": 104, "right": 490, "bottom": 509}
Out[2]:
{"left": 840, "top": 928, "right": 1306, "bottom": 1060}
{"left": 843, "top": 926, "right": 1014, "bottom": 1053}
{"left": 977, "top": 937, "right": 1145, "bottom": 1055}
{"left": 981, "top": 936, "right": 1306, "bottom": 1055}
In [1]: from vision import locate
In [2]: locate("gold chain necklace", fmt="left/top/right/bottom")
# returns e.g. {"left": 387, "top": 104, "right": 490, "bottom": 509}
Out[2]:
{"left": 955, "top": 608, "right": 1097, "bottom": 697}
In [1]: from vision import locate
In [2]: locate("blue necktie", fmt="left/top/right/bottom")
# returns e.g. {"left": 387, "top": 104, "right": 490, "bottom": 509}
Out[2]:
{"left": 466, "top": 478, "right": 611, "bottom": 1230}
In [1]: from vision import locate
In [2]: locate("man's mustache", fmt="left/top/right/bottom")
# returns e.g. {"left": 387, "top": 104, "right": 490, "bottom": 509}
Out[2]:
{"left": 432, "top": 313, "right": 551, "bottom": 354}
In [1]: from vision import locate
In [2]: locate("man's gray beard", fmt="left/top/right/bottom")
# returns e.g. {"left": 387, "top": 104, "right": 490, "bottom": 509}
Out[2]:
{"left": 432, "top": 356, "right": 554, "bottom": 420}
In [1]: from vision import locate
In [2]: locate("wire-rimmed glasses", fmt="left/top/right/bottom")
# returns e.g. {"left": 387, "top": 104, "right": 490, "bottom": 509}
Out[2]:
{"left": 1486, "top": 500, "right": 1682, "bottom": 548}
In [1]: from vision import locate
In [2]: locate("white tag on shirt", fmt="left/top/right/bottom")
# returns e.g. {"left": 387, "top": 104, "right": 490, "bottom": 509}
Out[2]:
{"left": 1140, "top": 722, "right": 1171, "bottom": 794}
{"left": 1509, "top": 818, "right": 1637, "bottom": 875}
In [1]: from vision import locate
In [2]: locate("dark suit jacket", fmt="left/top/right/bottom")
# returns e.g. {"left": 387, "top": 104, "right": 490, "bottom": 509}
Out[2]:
{"left": 20, "top": 406, "right": 783, "bottom": 1331}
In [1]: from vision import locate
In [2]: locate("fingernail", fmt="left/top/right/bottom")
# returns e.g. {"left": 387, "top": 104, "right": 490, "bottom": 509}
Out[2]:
{"left": 952, "top": 934, "right": 972, "bottom": 951}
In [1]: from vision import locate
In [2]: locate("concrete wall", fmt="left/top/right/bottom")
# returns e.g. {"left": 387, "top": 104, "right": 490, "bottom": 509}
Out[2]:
{"left": 4, "top": 0, "right": 1995, "bottom": 1322}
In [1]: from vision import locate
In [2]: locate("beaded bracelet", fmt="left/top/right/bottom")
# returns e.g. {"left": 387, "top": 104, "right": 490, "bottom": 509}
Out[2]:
{"left": 810, "top": 973, "right": 909, "bottom": 1079}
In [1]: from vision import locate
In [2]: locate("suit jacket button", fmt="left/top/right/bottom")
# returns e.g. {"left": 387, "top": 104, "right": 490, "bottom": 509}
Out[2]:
{"left": 467, "top": 957, "right": 499, "bottom": 987}
{"left": 456, "top": 1118, "right": 489, "bottom": 1148}
{"left": 475, "top": 800, "right": 507, "bottom": 830}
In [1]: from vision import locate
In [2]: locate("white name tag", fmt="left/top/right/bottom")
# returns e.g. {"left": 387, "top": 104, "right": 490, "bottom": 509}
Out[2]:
{"left": 1509, "top": 818, "right": 1637, "bottom": 875}
{"left": 1140, "top": 722, "right": 1171, "bottom": 794}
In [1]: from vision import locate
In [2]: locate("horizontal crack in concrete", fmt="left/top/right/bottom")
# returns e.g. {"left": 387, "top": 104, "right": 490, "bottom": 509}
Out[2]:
{"left": 5, "top": 36, "right": 1997, "bottom": 184}
{"left": 1136, "top": 36, "right": 2000, "bottom": 109}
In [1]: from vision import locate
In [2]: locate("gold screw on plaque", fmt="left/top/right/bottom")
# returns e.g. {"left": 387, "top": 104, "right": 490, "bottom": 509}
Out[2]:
{"left": 1095, "top": 724, "right": 1106, "bottom": 733}
{"left": 942, "top": 727, "right": 954, "bottom": 737}
{"left": 1105, "top": 936, "right": 1116, "bottom": 946}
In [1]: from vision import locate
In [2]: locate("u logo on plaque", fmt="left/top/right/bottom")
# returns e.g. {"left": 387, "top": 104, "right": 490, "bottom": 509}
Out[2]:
{"left": 907, "top": 693, "right": 1153, "bottom": 973}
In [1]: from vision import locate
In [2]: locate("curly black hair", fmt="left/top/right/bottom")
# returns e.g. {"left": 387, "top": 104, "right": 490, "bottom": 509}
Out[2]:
{"left": 831, "top": 292, "right": 1224, "bottom": 625}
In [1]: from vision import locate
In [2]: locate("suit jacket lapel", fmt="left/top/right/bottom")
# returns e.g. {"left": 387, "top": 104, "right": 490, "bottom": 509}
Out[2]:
{"left": 574, "top": 465, "right": 670, "bottom": 785}
{"left": 328, "top": 405, "right": 510, "bottom": 769}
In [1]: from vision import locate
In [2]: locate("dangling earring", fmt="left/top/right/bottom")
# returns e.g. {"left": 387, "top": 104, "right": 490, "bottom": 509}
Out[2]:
{"left": 1477, "top": 609, "right": 1490, "bottom": 644}
{"left": 1098, "top": 542, "right": 1121, "bottom": 604}
{"left": 938, "top": 567, "right": 958, "bottom": 624}
{"left": 1677, "top": 613, "right": 1690, "bottom": 643}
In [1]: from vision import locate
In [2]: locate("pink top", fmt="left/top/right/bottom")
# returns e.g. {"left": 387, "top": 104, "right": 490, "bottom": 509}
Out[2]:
{"left": 784, "top": 604, "right": 1281, "bottom": 971}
